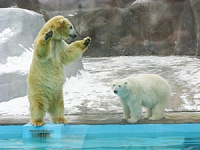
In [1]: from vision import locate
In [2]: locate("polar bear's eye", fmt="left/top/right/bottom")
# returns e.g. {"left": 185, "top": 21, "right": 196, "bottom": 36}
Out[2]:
{"left": 69, "top": 26, "right": 73, "bottom": 29}
{"left": 113, "top": 84, "right": 115, "bottom": 87}
{"left": 119, "top": 85, "right": 121, "bottom": 87}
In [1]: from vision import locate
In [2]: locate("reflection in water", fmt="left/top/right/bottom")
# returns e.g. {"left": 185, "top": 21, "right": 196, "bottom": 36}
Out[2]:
{"left": 1, "top": 131, "right": 200, "bottom": 149}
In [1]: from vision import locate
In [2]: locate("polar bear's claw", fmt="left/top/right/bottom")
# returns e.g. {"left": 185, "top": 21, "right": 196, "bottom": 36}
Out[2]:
{"left": 30, "top": 120, "right": 45, "bottom": 127}
{"left": 84, "top": 37, "right": 91, "bottom": 47}
{"left": 127, "top": 118, "right": 138, "bottom": 124}
{"left": 53, "top": 118, "right": 68, "bottom": 124}
{"left": 122, "top": 118, "right": 127, "bottom": 121}
{"left": 44, "top": 29, "right": 53, "bottom": 41}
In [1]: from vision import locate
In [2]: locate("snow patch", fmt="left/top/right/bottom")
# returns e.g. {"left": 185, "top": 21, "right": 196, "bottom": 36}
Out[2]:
{"left": 0, "top": 28, "right": 15, "bottom": 43}
{"left": 0, "top": 45, "right": 33, "bottom": 75}
{"left": 68, "top": 14, "right": 74, "bottom": 17}
{"left": 132, "top": 0, "right": 152, "bottom": 5}
{"left": 0, "top": 96, "right": 29, "bottom": 116}
{"left": 0, "top": 56, "right": 199, "bottom": 116}
{"left": 24, "top": 9, "right": 35, "bottom": 15}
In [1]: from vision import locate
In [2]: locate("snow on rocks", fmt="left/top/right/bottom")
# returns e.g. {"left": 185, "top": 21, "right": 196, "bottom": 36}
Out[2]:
{"left": 1, "top": 56, "right": 199, "bottom": 117}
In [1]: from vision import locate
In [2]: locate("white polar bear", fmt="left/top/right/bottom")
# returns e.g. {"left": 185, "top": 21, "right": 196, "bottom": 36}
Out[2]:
{"left": 112, "top": 74, "right": 170, "bottom": 123}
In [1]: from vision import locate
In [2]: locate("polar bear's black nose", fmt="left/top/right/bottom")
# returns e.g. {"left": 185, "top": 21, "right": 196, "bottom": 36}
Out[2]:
{"left": 114, "top": 90, "right": 118, "bottom": 94}
{"left": 69, "top": 34, "right": 77, "bottom": 38}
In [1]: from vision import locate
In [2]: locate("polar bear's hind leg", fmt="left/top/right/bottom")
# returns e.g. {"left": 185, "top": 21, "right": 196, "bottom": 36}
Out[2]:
{"left": 144, "top": 108, "right": 152, "bottom": 119}
{"left": 149, "top": 101, "right": 165, "bottom": 120}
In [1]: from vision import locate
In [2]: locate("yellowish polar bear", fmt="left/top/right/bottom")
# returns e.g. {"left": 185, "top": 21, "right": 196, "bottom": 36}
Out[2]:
{"left": 27, "top": 16, "right": 91, "bottom": 126}
{"left": 112, "top": 74, "right": 170, "bottom": 123}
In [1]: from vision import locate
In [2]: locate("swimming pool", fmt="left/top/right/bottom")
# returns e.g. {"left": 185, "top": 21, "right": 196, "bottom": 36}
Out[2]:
{"left": 0, "top": 124, "right": 200, "bottom": 149}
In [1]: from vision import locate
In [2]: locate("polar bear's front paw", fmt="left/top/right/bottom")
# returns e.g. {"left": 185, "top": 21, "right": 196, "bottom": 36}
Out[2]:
{"left": 122, "top": 116, "right": 128, "bottom": 121}
{"left": 53, "top": 118, "right": 68, "bottom": 124}
{"left": 83, "top": 37, "right": 91, "bottom": 47}
{"left": 30, "top": 120, "right": 45, "bottom": 127}
{"left": 44, "top": 29, "right": 53, "bottom": 41}
{"left": 144, "top": 114, "right": 151, "bottom": 119}
{"left": 149, "top": 116, "right": 163, "bottom": 121}
{"left": 127, "top": 118, "right": 138, "bottom": 124}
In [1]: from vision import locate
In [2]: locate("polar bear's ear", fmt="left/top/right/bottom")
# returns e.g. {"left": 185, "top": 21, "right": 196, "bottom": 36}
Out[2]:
{"left": 60, "top": 19, "right": 65, "bottom": 24}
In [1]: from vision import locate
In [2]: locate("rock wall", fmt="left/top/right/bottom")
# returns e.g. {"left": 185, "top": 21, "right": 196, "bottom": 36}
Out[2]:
{"left": 190, "top": 0, "right": 200, "bottom": 56}
{"left": 71, "top": 0, "right": 197, "bottom": 56}
{"left": 1, "top": 0, "right": 199, "bottom": 56}
{"left": 0, "top": 8, "right": 83, "bottom": 102}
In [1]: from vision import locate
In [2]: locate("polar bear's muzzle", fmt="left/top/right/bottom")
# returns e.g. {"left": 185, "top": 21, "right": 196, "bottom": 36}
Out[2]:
{"left": 69, "top": 34, "right": 77, "bottom": 38}
{"left": 69, "top": 27, "right": 77, "bottom": 38}
{"left": 114, "top": 90, "right": 118, "bottom": 94}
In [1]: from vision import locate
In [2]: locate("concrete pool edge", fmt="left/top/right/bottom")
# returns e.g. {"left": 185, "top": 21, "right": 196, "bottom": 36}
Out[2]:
{"left": 0, "top": 111, "right": 200, "bottom": 125}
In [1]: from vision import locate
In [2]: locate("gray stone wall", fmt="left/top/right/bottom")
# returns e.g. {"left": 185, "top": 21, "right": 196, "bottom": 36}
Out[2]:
{"left": 2, "top": 0, "right": 199, "bottom": 56}
{"left": 191, "top": 0, "right": 200, "bottom": 56}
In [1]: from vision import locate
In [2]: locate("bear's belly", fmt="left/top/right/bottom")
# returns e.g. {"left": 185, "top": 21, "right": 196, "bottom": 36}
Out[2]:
{"left": 141, "top": 99, "right": 157, "bottom": 108}
{"left": 29, "top": 62, "right": 65, "bottom": 97}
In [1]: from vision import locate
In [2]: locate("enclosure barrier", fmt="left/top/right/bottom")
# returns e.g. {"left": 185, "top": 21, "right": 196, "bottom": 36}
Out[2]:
{"left": 23, "top": 122, "right": 67, "bottom": 138}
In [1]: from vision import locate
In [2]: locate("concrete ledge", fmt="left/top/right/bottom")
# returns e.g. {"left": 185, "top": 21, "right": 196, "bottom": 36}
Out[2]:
{"left": 0, "top": 112, "right": 199, "bottom": 125}
{"left": 23, "top": 122, "right": 67, "bottom": 138}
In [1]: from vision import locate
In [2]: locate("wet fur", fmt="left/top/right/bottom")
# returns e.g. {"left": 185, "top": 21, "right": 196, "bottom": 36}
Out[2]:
{"left": 27, "top": 16, "right": 91, "bottom": 126}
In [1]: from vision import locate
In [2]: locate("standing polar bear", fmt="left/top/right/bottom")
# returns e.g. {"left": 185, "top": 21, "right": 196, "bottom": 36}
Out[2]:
{"left": 112, "top": 74, "right": 170, "bottom": 123}
{"left": 27, "top": 16, "right": 91, "bottom": 126}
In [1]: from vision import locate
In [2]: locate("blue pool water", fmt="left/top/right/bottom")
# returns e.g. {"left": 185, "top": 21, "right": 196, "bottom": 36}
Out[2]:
{"left": 0, "top": 124, "right": 200, "bottom": 149}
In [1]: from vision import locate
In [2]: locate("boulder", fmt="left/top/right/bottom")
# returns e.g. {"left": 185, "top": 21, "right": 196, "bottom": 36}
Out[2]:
{"left": 0, "top": 8, "right": 44, "bottom": 63}
{"left": 0, "top": 8, "right": 83, "bottom": 102}
{"left": 0, "top": 73, "right": 27, "bottom": 102}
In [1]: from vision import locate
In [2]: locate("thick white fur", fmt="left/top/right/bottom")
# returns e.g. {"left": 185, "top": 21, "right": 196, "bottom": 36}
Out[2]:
{"left": 112, "top": 74, "right": 170, "bottom": 123}
{"left": 27, "top": 16, "right": 91, "bottom": 126}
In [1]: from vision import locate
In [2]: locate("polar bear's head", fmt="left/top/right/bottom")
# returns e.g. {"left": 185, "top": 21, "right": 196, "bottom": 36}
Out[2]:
{"left": 44, "top": 16, "right": 77, "bottom": 40}
{"left": 112, "top": 79, "right": 129, "bottom": 97}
